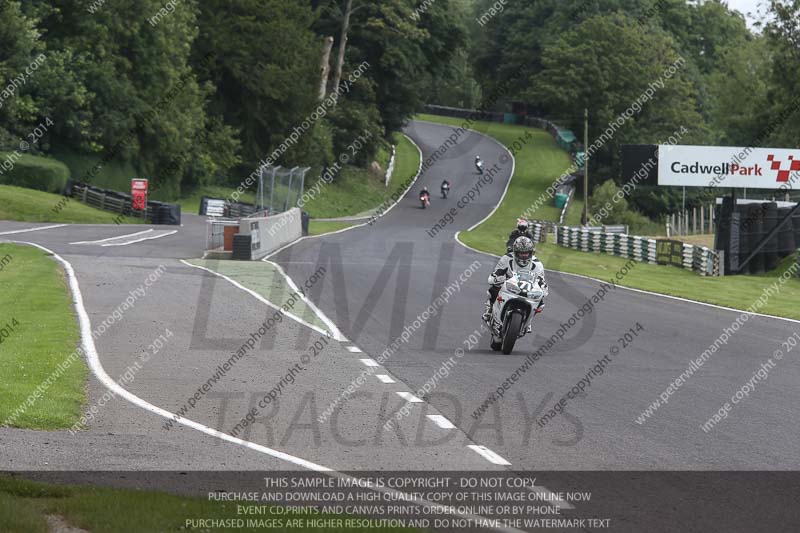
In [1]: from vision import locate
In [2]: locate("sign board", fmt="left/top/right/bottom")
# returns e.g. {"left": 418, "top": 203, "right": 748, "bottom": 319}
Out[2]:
{"left": 658, "top": 145, "right": 800, "bottom": 189}
{"left": 249, "top": 221, "right": 261, "bottom": 252}
{"left": 205, "top": 198, "right": 226, "bottom": 217}
{"left": 656, "top": 239, "right": 683, "bottom": 267}
{"left": 131, "top": 178, "right": 148, "bottom": 211}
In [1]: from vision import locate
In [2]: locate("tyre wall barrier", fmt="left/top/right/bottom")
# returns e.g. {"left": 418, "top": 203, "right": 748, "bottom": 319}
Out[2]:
{"left": 555, "top": 226, "right": 721, "bottom": 276}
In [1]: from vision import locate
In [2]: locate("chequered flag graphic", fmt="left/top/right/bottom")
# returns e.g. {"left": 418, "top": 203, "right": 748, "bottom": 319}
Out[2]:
{"left": 767, "top": 154, "right": 800, "bottom": 182}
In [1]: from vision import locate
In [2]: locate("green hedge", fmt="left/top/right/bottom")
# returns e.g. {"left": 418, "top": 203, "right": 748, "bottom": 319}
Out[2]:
{"left": 0, "top": 153, "right": 70, "bottom": 194}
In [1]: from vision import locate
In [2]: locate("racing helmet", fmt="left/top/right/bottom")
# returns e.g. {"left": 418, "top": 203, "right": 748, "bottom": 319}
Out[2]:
{"left": 516, "top": 218, "right": 529, "bottom": 232}
{"left": 512, "top": 236, "right": 534, "bottom": 268}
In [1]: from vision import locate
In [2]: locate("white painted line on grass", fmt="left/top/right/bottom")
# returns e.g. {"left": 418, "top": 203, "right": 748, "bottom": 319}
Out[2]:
{"left": 467, "top": 445, "right": 511, "bottom": 466}
{"left": 376, "top": 374, "right": 396, "bottom": 384}
{"left": 396, "top": 392, "right": 423, "bottom": 403}
{"left": 70, "top": 229, "right": 153, "bottom": 245}
{"left": 0, "top": 224, "right": 67, "bottom": 236}
{"left": 264, "top": 259, "right": 347, "bottom": 342}
{"left": 180, "top": 260, "right": 330, "bottom": 337}
{"left": 345, "top": 346, "right": 362, "bottom": 353}
{"left": 360, "top": 358, "right": 380, "bottom": 367}
{"left": 101, "top": 230, "right": 177, "bottom": 247}
{"left": 427, "top": 414, "right": 455, "bottom": 429}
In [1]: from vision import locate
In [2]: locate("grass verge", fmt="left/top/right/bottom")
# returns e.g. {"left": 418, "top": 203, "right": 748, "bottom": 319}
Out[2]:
{"left": 176, "top": 132, "right": 420, "bottom": 221}
{"left": 0, "top": 475, "right": 422, "bottom": 533}
{"left": 186, "top": 259, "right": 328, "bottom": 331}
{"left": 417, "top": 114, "right": 800, "bottom": 320}
{"left": 416, "top": 114, "right": 577, "bottom": 225}
{"left": 0, "top": 244, "right": 87, "bottom": 429}
{"left": 0, "top": 184, "right": 142, "bottom": 225}
{"left": 460, "top": 229, "right": 800, "bottom": 320}
{"left": 303, "top": 133, "right": 420, "bottom": 219}
{"left": 309, "top": 220, "right": 355, "bottom": 236}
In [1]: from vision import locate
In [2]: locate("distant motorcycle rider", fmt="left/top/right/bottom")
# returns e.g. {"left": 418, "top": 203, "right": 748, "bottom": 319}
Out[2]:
{"left": 441, "top": 179, "right": 451, "bottom": 197}
{"left": 483, "top": 236, "right": 547, "bottom": 323}
{"left": 506, "top": 218, "right": 535, "bottom": 252}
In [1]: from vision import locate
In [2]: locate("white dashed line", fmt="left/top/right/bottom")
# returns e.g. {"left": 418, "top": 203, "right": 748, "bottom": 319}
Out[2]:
{"left": 467, "top": 445, "right": 511, "bottom": 466}
{"left": 427, "top": 415, "right": 455, "bottom": 429}
{"left": 360, "top": 358, "right": 380, "bottom": 367}
{"left": 396, "top": 392, "right": 423, "bottom": 403}
{"left": 345, "top": 346, "right": 363, "bottom": 353}
{"left": 376, "top": 374, "right": 395, "bottom": 384}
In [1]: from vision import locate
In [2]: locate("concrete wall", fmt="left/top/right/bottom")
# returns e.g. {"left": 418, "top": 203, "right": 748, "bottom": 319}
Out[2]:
{"left": 238, "top": 207, "right": 302, "bottom": 259}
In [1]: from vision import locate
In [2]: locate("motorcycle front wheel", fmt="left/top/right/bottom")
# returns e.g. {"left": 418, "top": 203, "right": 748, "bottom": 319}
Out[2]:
{"left": 501, "top": 312, "right": 523, "bottom": 355}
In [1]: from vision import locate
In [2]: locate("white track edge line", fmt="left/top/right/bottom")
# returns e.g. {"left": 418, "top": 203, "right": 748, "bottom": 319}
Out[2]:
{"left": 263, "top": 259, "right": 347, "bottom": 342}
{"left": 101, "top": 230, "right": 177, "bottom": 247}
{"left": 12, "top": 241, "right": 529, "bottom": 532}
{"left": 413, "top": 119, "right": 517, "bottom": 233}
{"left": 262, "top": 132, "right": 424, "bottom": 260}
{"left": 0, "top": 224, "right": 67, "bottom": 236}
{"left": 71, "top": 229, "right": 153, "bottom": 244}
{"left": 455, "top": 231, "right": 800, "bottom": 325}
{"left": 14, "top": 241, "right": 331, "bottom": 471}
{"left": 180, "top": 260, "right": 330, "bottom": 337}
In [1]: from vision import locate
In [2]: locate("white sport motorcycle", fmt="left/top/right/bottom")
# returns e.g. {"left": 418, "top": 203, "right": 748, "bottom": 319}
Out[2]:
{"left": 488, "top": 271, "right": 547, "bottom": 355}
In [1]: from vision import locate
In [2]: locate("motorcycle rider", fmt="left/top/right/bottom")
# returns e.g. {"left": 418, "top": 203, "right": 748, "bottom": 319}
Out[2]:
{"left": 441, "top": 179, "right": 451, "bottom": 197}
{"left": 506, "top": 218, "right": 535, "bottom": 252}
{"left": 419, "top": 186, "right": 431, "bottom": 206}
{"left": 483, "top": 236, "right": 547, "bottom": 324}
{"left": 475, "top": 155, "right": 484, "bottom": 173}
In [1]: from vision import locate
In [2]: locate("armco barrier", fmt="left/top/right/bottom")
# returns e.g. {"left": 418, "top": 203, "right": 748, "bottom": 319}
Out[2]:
{"left": 236, "top": 207, "right": 302, "bottom": 260}
{"left": 69, "top": 183, "right": 181, "bottom": 225}
{"left": 555, "top": 226, "right": 721, "bottom": 276}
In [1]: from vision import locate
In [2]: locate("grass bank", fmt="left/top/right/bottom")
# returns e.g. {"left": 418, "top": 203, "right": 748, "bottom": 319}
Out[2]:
{"left": 0, "top": 475, "right": 421, "bottom": 533}
{"left": 309, "top": 220, "right": 355, "bottom": 236}
{"left": 0, "top": 184, "right": 142, "bottom": 225}
{"left": 302, "top": 133, "right": 420, "bottom": 219}
{"left": 0, "top": 244, "right": 87, "bottom": 429}
{"left": 177, "top": 133, "right": 420, "bottom": 221}
{"left": 415, "top": 115, "right": 800, "bottom": 321}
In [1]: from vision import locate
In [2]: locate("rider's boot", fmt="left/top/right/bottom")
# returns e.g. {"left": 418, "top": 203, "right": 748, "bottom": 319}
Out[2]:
{"left": 482, "top": 300, "right": 492, "bottom": 323}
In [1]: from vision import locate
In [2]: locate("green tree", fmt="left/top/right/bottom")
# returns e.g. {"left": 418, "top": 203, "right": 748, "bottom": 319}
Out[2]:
{"left": 0, "top": 1, "right": 41, "bottom": 150}
{"left": 194, "top": 0, "right": 324, "bottom": 175}
{"left": 529, "top": 14, "right": 706, "bottom": 180}
{"left": 32, "top": 0, "right": 238, "bottom": 195}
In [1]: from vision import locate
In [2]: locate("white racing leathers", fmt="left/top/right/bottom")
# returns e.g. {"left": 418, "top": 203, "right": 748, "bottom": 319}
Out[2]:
{"left": 489, "top": 254, "right": 545, "bottom": 287}
{"left": 485, "top": 254, "right": 547, "bottom": 312}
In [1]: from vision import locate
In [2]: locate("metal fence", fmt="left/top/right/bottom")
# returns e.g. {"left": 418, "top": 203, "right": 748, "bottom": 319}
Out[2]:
{"left": 255, "top": 165, "right": 310, "bottom": 214}
{"left": 666, "top": 205, "right": 715, "bottom": 236}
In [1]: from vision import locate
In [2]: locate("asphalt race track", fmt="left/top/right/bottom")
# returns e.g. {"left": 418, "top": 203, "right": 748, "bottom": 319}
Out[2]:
{"left": 2, "top": 120, "right": 800, "bottom": 531}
